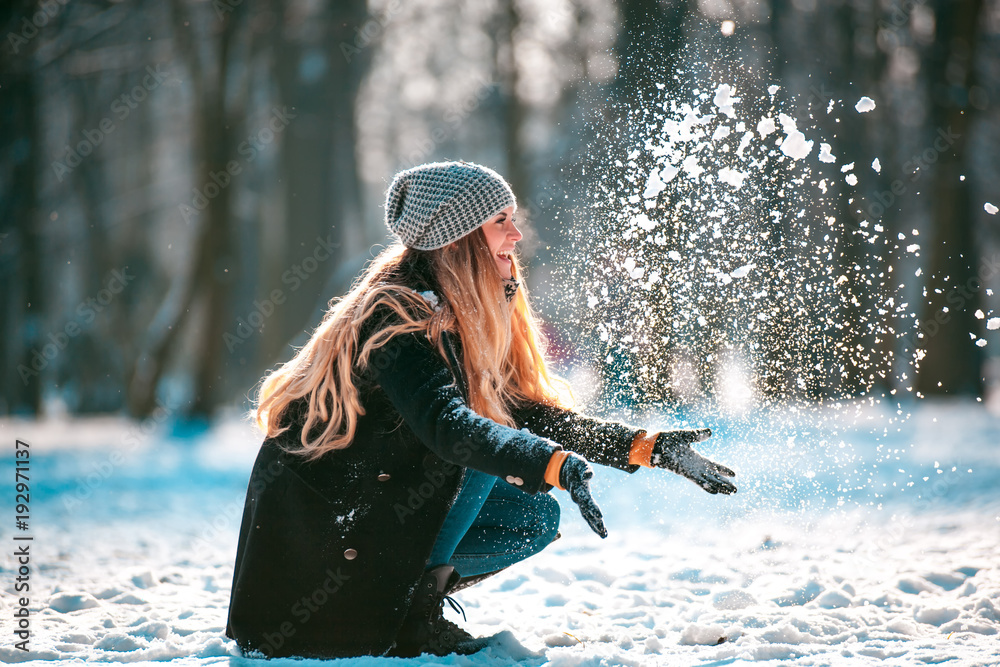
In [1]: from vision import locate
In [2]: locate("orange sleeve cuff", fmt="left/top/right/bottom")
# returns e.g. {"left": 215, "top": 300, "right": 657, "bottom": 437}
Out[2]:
{"left": 544, "top": 450, "right": 571, "bottom": 490}
{"left": 629, "top": 431, "right": 659, "bottom": 467}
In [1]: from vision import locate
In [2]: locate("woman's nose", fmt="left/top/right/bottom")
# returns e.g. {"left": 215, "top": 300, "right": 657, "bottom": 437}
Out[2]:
{"left": 509, "top": 222, "right": 523, "bottom": 242}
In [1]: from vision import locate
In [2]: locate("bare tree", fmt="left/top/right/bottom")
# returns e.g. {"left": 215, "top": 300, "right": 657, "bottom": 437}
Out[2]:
{"left": 916, "top": 0, "right": 986, "bottom": 395}
{"left": 0, "top": 0, "right": 45, "bottom": 415}
{"left": 268, "top": 0, "right": 371, "bottom": 347}
{"left": 128, "top": 0, "right": 248, "bottom": 417}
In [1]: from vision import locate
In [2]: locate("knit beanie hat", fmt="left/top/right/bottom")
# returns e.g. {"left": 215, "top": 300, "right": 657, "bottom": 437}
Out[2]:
{"left": 384, "top": 161, "right": 516, "bottom": 250}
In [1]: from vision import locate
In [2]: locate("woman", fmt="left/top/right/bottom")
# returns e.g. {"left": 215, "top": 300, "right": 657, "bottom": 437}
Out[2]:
{"left": 225, "top": 161, "right": 736, "bottom": 659}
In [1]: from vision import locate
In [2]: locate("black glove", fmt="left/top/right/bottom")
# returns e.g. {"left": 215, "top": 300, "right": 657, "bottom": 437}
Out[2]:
{"left": 650, "top": 428, "right": 737, "bottom": 495}
{"left": 558, "top": 452, "right": 608, "bottom": 538}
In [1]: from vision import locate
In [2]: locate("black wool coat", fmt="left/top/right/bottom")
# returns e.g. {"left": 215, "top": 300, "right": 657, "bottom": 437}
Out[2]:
{"left": 225, "top": 299, "right": 644, "bottom": 659}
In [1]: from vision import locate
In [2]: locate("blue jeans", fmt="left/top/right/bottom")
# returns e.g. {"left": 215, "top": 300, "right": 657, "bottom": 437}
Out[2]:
{"left": 427, "top": 469, "right": 561, "bottom": 578}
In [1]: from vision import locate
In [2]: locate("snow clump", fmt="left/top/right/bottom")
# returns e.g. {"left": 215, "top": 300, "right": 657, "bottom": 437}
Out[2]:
{"left": 778, "top": 114, "right": 813, "bottom": 160}
{"left": 855, "top": 96, "right": 876, "bottom": 112}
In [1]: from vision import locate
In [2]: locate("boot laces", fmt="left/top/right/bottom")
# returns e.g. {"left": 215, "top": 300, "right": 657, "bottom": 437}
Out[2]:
{"left": 442, "top": 594, "right": 467, "bottom": 623}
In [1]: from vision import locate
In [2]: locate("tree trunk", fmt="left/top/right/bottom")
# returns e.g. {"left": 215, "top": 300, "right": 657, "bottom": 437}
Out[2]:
{"left": 128, "top": 0, "right": 245, "bottom": 418}
{"left": 270, "top": 0, "right": 370, "bottom": 349}
{"left": 915, "top": 0, "right": 985, "bottom": 396}
{"left": 65, "top": 75, "right": 123, "bottom": 413}
{"left": 0, "top": 0, "right": 44, "bottom": 415}
{"left": 184, "top": 0, "right": 245, "bottom": 418}
{"left": 497, "top": 1, "right": 530, "bottom": 235}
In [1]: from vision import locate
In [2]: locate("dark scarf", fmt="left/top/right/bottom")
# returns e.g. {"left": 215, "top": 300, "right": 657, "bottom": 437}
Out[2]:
{"left": 503, "top": 278, "right": 519, "bottom": 303}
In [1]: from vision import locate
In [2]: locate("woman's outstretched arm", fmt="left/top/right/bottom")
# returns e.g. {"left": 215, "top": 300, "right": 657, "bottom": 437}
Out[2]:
{"left": 510, "top": 402, "right": 736, "bottom": 495}
{"left": 509, "top": 401, "right": 643, "bottom": 473}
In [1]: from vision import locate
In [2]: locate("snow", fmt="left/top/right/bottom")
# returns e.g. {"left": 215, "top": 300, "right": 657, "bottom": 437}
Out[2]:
{"left": 872, "top": 158, "right": 881, "bottom": 174}
{"left": 855, "top": 96, "right": 876, "bottom": 113}
{"left": 679, "top": 623, "right": 727, "bottom": 645}
{"left": 1, "top": 399, "right": 998, "bottom": 666}
{"left": 818, "top": 143, "right": 836, "bottom": 163}
{"left": 643, "top": 168, "right": 668, "bottom": 199}
{"left": 713, "top": 84, "right": 740, "bottom": 118}
{"left": 757, "top": 117, "right": 775, "bottom": 137}
{"left": 417, "top": 289, "right": 441, "bottom": 310}
{"left": 988, "top": 317, "right": 1000, "bottom": 330}
{"left": 622, "top": 257, "right": 644, "bottom": 280}
{"left": 736, "top": 131, "right": 753, "bottom": 156}
{"left": 633, "top": 213, "right": 657, "bottom": 231}
{"left": 48, "top": 592, "right": 101, "bottom": 613}
{"left": 718, "top": 166, "right": 747, "bottom": 189}
{"left": 986, "top": 202, "right": 998, "bottom": 215}
{"left": 681, "top": 154, "right": 704, "bottom": 179}
{"left": 777, "top": 114, "right": 813, "bottom": 160}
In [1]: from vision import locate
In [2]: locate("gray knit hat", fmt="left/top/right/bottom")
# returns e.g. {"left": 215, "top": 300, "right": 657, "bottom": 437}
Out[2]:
{"left": 384, "top": 161, "right": 516, "bottom": 250}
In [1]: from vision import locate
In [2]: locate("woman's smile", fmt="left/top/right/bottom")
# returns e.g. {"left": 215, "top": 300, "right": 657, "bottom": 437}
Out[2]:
{"left": 481, "top": 205, "right": 522, "bottom": 279}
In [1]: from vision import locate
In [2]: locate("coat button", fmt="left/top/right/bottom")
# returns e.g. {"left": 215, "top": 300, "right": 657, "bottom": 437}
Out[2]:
{"left": 344, "top": 548, "right": 358, "bottom": 560}
{"left": 506, "top": 475, "right": 524, "bottom": 486}
{"left": 377, "top": 473, "right": 390, "bottom": 482}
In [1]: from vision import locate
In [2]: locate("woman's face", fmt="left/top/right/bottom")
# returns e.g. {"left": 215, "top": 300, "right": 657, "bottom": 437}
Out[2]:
{"left": 481, "top": 205, "right": 521, "bottom": 280}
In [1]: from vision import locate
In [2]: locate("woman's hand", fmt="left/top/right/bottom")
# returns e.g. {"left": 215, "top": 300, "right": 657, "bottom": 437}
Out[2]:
{"left": 651, "top": 429, "right": 737, "bottom": 495}
{"left": 558, "top": 452, "right": 608, "bottom": 538}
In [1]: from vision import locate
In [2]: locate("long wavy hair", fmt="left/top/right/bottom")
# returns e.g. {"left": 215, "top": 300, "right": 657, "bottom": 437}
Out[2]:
{"left": 252, "top": 228, "right": 572, "bottom": 460}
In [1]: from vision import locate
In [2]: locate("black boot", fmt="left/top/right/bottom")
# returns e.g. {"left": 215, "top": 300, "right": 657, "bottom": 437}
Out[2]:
{"left": 450, "top": 568, "right": 505, "bottom": 594}
{"left": 389, "top": 566, "right": 487, "bottom": 658}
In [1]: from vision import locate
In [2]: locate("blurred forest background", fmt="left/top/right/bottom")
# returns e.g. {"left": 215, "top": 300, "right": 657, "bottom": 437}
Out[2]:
{"left": 1, "top": 0, "right": 998, "bottom": 421}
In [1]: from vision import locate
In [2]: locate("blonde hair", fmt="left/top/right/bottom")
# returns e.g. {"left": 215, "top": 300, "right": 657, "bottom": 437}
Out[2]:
{"left": 253, "top": 229, "right": 572, "bottom": 461}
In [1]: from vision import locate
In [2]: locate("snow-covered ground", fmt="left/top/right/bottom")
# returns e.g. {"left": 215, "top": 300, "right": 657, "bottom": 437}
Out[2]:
{"left": 1, "top": 399, "right": 998, "bottom": 666}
